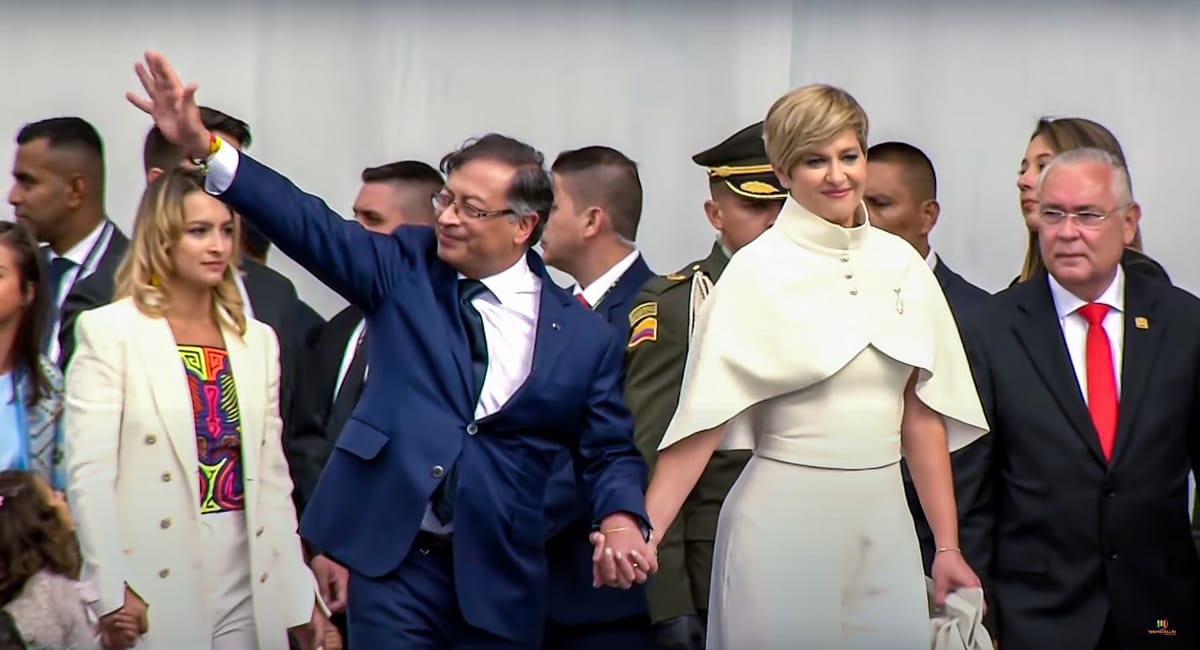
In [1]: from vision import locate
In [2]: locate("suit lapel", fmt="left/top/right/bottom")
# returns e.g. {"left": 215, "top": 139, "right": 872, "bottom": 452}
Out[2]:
{"left": 133, "top": 312, "right": 201, "bottom": 507}
{"left": 430, "top": 262, "right": 476, "bottom": 406}
{"left": 1110, "top": 273, "right": 1163, "bottom": 465}
{"left": 1011, "top": 276, "right": 1108, "bottom": 465}
{"left": 223, "top": 326, "right": 261, "bottom": 486}
{"left": 599, "top": 257, "right": 652, "bottom": 329}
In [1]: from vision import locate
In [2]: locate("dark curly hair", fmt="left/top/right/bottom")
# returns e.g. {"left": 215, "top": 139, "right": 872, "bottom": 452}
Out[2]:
{"left": 0, "top": 470, "right": 80, "bottom": 606}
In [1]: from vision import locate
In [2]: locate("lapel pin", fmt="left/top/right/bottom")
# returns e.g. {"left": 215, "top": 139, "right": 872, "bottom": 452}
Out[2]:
{"left": 1135, "top": 316, "right": 1149, "bottom": 330}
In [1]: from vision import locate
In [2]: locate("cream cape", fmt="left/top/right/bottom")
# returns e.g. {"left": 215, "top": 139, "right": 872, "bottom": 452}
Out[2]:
{"left": 657, "top": 196, "right": 988, "bottom": 459}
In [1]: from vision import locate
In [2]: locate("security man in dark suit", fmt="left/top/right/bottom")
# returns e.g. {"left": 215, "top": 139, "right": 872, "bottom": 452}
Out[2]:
{"left": 538, "top": 146, "right": 656, "bottom": 650}
{"left": 864, "top": 141, "right": 992, "bottom": 577}
{"left": 624, "top": 122, "right": 785, "bottom": 649}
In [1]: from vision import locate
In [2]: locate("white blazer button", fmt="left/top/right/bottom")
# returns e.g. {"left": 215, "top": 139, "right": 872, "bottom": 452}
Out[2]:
{"left": 160, "top": 518, "right": 171, "bottom": 529}
{"left": 144, "top": 434, "right": 157, "bottom": 444}
{"left": 256, "top": 526, "right": 264, "bottom": 537}
{"left": 159, "top": 568, "right": 170, "bottom": 578}
{"left": 260, "top": 573, "right": 269, "bottom": 583}
{"left": 161, "top": 472, "right": 171, "bottom": 482}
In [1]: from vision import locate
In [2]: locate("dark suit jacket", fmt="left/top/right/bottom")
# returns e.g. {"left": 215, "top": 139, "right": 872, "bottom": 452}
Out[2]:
{"left": 903, "top": 256, "right": 993, "bottom": 575}
{"left": 240, "top": 259, "right": 326, "bottom": 422}
{"left": 219, "top": 153, "right": 650, "bottom": 645}
{"left": 963, "top": 268, "right": 1200, "bottom": 649}
{"left": 284, "top": 304, "right": 363, "bottom": 515}
{"left": 543, "top": 256, "right": 655, "bottom": 626}
{"left": 55, "top": 224, "right": 129, "bottom": 365}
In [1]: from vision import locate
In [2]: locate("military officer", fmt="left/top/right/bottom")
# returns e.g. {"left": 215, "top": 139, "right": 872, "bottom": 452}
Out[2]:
{"left": 624, "top": 122, "right": 786, "bottom": 650}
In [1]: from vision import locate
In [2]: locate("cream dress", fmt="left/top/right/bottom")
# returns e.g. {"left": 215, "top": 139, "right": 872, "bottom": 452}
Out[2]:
{"left": 658, "top": 197, "right": 989, "bottom": 649}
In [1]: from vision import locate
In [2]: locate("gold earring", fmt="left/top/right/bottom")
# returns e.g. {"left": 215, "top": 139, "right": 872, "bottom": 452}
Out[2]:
{"left": 150, "top": 273, "right": 160, "bottom": 287}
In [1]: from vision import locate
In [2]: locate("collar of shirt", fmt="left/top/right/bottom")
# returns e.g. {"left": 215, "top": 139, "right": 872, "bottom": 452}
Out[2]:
{"left": 459, "top": 254, "right": 540, "bottom": 304}
{"left": 47, "top": 219, "right": 107, "bottom": 266}
{"left": 573, "top": 249, "right": 641, "bottom": 307}
{"left": 925, "top": 249, "right": 938, "bottom": 272}
{"left": 1047, "top": 266, "right": 1125, "bottom": 321}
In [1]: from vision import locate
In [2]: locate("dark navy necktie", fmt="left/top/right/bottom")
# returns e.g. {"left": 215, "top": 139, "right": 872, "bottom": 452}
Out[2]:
{"left": 42, "top": 256, "right": 77, "bottom": 351}
{"left": 431, "top": 279, "right": 490, "bottom": 525}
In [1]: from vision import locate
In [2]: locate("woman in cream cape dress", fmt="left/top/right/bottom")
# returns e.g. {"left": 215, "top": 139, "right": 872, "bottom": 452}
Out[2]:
{"left": 655, "top": 196, "right": 989, "bottom": 649}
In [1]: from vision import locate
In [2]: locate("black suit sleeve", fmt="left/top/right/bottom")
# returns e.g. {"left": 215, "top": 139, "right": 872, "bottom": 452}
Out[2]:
{"left": 959, "top": 317, "right": 1000, "bottom": 632}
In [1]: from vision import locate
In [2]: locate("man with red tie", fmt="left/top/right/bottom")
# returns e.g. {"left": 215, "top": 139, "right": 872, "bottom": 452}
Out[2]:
{"left": 963, "top": 147, "right": 1200, "bottom": 648}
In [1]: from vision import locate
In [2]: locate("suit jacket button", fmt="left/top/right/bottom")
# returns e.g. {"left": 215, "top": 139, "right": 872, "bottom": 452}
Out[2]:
{"left": 159, "top": 568, "right": 170, "bottom": 578}
{"left": 466, "top": 423, "right": 479, "bottom": 435}
{"left": 145, "top": 434, "right": 157, "bottom": 445}
{"left": 432, "top": 465, "right": 445, "bottom": 478}
{"left": 160, "top": 518, "right": 171, "bottom": 529}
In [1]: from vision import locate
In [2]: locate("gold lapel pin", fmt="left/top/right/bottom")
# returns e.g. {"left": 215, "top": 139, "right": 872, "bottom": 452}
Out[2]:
{"left": 1134, "top": 316, "right": 1149, "bottom": 330}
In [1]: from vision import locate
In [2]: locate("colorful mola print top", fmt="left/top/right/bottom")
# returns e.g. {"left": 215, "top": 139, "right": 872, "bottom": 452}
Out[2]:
{"left": 178, "top": 345, "right": 245, "bottom": 514}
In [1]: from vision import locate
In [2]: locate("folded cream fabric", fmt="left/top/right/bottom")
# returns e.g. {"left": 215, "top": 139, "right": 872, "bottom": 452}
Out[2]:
{"left": 926, "top": 577, "right": 993, "bottom": 650}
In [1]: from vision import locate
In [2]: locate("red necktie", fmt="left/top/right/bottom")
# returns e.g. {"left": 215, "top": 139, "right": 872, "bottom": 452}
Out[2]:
{"left": 1078, "top": 303, "right": 1117, "bottom": 460}
{"left": 575, "top": 293, "right": 591, "bottom": 309}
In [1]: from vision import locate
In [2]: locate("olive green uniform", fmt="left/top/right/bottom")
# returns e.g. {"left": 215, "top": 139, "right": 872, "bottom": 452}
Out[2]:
{"left": 624, "top": 243, "right": 750, "bottom": 622}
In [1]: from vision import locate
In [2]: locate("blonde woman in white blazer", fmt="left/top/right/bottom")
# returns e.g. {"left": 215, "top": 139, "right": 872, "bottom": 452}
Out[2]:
{"left": 63, "top": 168, "right": 330, "bottom": 650}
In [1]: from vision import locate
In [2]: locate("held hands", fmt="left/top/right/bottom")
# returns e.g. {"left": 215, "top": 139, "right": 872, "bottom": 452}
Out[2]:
{"left": 311, "top": 554, "right": 350, "bottom": 614}
{"left": 930, "top": 548, "right": 984, "bottom": 610}
{"left": 97, "top": 586, "right": 148, "bottom": 650}
{"left": 290, "top": 603, "right": 339, "bottom": 650}
{"left": 126, "top": 51, "right": 212, "bottom": 159}
{"left": 588, "top": 512, "right": 658, "bottom": 589}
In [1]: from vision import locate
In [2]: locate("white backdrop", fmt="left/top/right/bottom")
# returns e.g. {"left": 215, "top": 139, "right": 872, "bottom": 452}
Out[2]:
{"left": 1, "top": 0, "right": 1196, "bottom": 316}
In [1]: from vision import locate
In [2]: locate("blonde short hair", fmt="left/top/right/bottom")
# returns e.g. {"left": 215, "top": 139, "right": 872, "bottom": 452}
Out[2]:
{"left": 114, "top": 168, "right": 247, "bottom": 335}
{"left": 764, "top": 84, "right": 869, "bottom": 175}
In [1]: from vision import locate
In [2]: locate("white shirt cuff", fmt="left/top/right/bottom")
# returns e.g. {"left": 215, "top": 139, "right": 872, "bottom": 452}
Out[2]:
{"left": 204, "top": 141, "right": 241, "bottom": 195}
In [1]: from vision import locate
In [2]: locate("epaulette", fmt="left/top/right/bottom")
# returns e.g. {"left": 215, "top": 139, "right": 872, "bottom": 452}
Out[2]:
{"left": 637, "top": 263, "right": 701, "bottom": 297}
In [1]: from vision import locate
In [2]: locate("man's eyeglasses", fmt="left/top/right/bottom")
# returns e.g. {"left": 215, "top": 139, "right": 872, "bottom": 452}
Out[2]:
{"left": 1038, "top": 205, "right": 1125, "bottom": 229}
{"left": 432, "top": 190, "right": 516, "bottom": 220}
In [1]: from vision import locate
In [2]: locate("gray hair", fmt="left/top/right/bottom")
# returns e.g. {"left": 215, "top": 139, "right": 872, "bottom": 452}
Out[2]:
{"left": 1037, "top": 147, "right": 1133, "bottom": 207}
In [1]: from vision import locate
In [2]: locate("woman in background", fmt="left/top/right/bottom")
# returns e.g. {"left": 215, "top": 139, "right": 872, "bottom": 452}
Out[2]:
{"left": 64, "top": 169, "right": 330, "bottom": 650}
{"left": 1013, "top": 116, "right": 1168, "bottom": 285}
{"left": 0, "top": 222, "right": 64, "bottom": 489}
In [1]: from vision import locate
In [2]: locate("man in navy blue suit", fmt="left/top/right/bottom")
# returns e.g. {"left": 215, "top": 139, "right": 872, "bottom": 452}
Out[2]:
{"left": 864, "top": 141, "right": 993, "bottom": 577}
{"left": 129, "top": 51, "right": 657, "bottom": 649}
{"left": 538, "top": 146, "right": 656, "bottom": 649}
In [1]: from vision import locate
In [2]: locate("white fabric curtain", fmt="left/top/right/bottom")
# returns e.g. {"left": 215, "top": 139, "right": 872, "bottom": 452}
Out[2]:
{"left": 1, "top": 0, "right": 1197, "bottom": 315}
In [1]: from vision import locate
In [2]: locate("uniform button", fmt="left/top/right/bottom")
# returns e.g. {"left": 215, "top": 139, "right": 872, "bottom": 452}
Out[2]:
{"left": 844, "top": 272, "right": 853, "bottom": 279}
{"left": 849, "top": 289, "right": 858, "bottom": 296}
{"left": 161, "top": 472, "right": 171, "bottom": 482}
{"left": 840, "top": 255, "right": 850, "bottom": 263}
{"left": 160, "top": 517, "right": 171, "bottom": 529}
{"left": 432, "top": 465, "right": 445, "bottom": 478}
{"left": 466, "top": 423, "right": 479, "bottom": 435}
{"left": 144, "top": 434, "right": 157, "bottom": 445}
{"left": 260, "top": 573, "right": 269, "bottom": 583}
{"left": 159, "top": 568, "right": 170, "bottom": 578}
{"left": 256, "top": 526, "right": 264, "bottom": 537}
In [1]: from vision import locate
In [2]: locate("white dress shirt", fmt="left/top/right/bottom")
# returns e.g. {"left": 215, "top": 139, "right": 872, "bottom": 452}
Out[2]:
{"left": 203, "top": 144, "right": 545, "bottom": 533}
{"left": 1047, "top": 268, "right": 1125, "bottom": 402}
{"left": 332, "top": 319, "right": 368, "bottom": 406}
{"left": 423, "top": 256, "right": 542, "bottom": 533}
{"left": 925, "top": 249, "right": 938, "bottom": 271}
{"left": 572, "top": 249, "right": 640, "bottom": 308}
